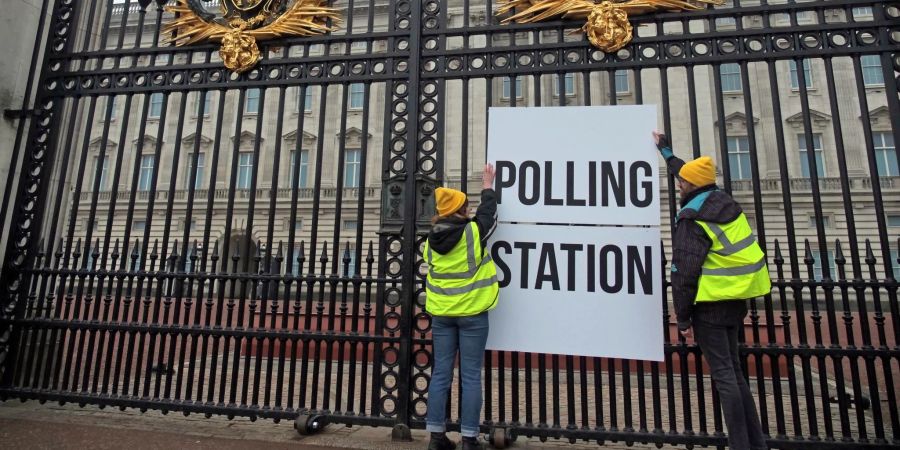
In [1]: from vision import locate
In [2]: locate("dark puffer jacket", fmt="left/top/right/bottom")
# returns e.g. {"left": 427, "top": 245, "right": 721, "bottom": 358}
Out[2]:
{"left": 428, "top": 189, "right": 498, "bottom": 256}
{"left": 665, "top": 155, "right": 750, "bottom": 331}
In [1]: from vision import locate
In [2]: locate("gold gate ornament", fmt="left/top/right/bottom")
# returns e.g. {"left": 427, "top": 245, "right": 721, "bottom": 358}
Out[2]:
{"left": 497, "top": 0, "right": 724, "bottom": 53}
{"left": 163, "top": 0, "right": 340, "bottom": 73}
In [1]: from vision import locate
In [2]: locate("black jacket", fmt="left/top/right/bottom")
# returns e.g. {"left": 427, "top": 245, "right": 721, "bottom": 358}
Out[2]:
{"left": 428, "top": 189, "right": 498, "bottom": 256}
{"left": 665, "top": 156, "right": 749, "bottom": 331}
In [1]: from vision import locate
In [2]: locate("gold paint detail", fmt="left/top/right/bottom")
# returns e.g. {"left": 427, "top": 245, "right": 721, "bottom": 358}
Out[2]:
{"left": 163, "top": 0, "right": 340, "bottom": 73}
{"left": 497, "top": 0, "right": 724, "bottom": 52}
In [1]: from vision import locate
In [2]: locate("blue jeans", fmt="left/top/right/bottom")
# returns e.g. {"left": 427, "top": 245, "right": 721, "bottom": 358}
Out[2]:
{"left": 426, "top": 312, "right": 490, "bottom": 438}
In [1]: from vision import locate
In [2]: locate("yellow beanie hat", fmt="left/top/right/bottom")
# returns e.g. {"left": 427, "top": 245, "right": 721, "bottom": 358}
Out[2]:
{"left": 435, "top": 187, "right": 467, "bottom": 217}
{"left": 679, "top": 156, "right": 717, "bottom": 187}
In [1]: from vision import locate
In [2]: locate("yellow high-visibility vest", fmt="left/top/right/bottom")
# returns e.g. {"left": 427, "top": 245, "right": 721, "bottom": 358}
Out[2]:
{"left": 694, "top": 213, "right": 772, "bottom": 302}
{"left": 424, "top": 222, "right": 499, "bottom": 316}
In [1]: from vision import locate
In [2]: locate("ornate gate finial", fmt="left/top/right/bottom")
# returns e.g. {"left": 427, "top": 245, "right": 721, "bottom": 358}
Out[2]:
{"left": 497, "top": 0, "right": 724, "bottom": 52}
{"left": 163, "top": 0, "right": 340, "bottom": 73}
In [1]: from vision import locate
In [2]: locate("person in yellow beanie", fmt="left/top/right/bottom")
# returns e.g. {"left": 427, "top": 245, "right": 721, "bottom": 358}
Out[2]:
{"left": 655, "top": 131, "right": 771, "bottom": 450}
{"left": 424, "top": 164, "right": 498, "bottom": 450}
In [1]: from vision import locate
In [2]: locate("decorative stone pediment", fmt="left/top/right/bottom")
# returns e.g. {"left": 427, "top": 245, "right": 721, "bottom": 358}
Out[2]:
{"left": 340, "top": 127, "right": 372, "bottom": 148}
{"left": 89, "top": 137, "right": 117, "bottom": 151}
{"left": 132, "top": 134, "right": 160, "bottom": 152}
{"left": 182, "top": 133, "right": 213, "bottom": 147}
{"left": 785, "top": 109, "right": 831, "bottom": 129}
{"left": 231, "top": 131, "right": 263, "bottom": 148}
{"left": 715, "top": 112, "right": 759, "bottom": 133}
{"left": 866, "top": 106, "right": 891, "bottom": 129}
{"left": 283, "top": 129, "right": 317, "bottom": 146}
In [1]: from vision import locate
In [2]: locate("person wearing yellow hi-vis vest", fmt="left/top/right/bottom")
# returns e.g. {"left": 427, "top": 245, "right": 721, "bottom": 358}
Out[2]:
{"left": 425, "top": 163, "right": 499, "bottom": 450}
{"left": 655, "top": 131, "right": 771, "bottom": 450}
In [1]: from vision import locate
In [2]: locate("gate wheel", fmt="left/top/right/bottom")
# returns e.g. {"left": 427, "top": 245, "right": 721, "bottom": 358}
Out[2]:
{"left": 489, "top": 427, "right": 511, "bottom": 449}
{"left": 294, "top": 414, "right": 323, "bottom": 436}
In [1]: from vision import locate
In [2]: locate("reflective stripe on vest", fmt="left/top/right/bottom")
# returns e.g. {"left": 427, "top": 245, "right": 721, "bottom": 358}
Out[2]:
{"left": 426, "top": 224, "right": 493, "bottom": 280}
{"left": 424, "top": 222, "right": 499, "bottom": 317}
{"left": 694, "top": 213, "right": 772, "bottom": 302}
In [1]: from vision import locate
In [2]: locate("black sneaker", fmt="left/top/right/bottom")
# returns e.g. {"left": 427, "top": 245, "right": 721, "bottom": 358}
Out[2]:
{"left": 461, "top": 437, "right": 483, "bottom": 450}
{"left": 428, "top": 433, "right": 456, "bottom": 450}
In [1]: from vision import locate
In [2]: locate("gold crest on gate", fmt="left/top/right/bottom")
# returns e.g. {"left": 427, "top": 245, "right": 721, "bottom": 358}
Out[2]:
{"left": 163, "top": 0, "right": 340, "bottom": 73}
{"left": 497, "top": 0, "right": 723, "bottom": 53}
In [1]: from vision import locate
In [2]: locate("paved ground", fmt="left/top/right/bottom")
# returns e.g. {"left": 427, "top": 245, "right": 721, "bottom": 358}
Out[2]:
{"left": 0, "top": 400, "right": 674, "bottom": 450}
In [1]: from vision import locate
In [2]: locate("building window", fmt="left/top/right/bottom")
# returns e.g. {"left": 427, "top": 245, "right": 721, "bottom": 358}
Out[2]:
{"left": 811, "top": 249, "right": 835, "bottom": 281}
{"left": 138, "top": 155, "right": 155, "bottom": 191}
{"left": 553, "top": 73, "right": 575, "bottom": 96}
{"left": 873, "top": 131, "right": 897, "bottom": 177}
{"left": 237, "top": 152, "right": 253, "bottom": 189}
{"left": 300, "top": 87, "right": 313, "bottom": 112}
{"left": 149, "top": 93, "right": 164, "bottom": 118}
{"left": 94, "top": 155, "right": 109, "bottom": 191}
{"left": 349, "top": 83, "right": 365, "bottom": 109}
{"left": 245, "top": 88, "right": 260, "bottom": 114}
{"left": 798, "top": 134, "right": 825, "bottom": 178}
{"left": 726, "top": 136, "right": 752, "bottom": 180}
{"left": 715, "top": 16, "right": 737, "bottom": 28}
{"left": 861, "top": 55, "right": 884, "bottom": 86}
{"left": 295, "top": 219, "right": 304, "bottom": 231}
{"left": 197, "top": 93, "right": 211, "bottom": 116}
{"left": 888, "top": 215, "right": 900, "bottom": 227}
{"left": 852, "top": 7, "right": 873, "bottom": 17}
{"left": 343, "top": 149, "right": 361, "bottom": 188}
{"left": 290, "top": 150, "right": 309, "bottom": 188}
{"left": 720, "top": 63, "right": 742, "bottom": 92}
{"left": 615, "top": 71, "right": 630, "bottom": 94}
{"left": 502, "top": 77, "right": 522, "bottom": 99}
{"left": 890, "top": 249, "right": 900, "bottom": 280}
{"left": 133, "top": 220, "right": 146, "bottom": 234}
{"left": 343, "top": 220, "right": 358, "bottom": 231}
{"left": 789, "top": 60, "right": 813, "bottom": 89}
{"left": 185, "top": 153, "right": 205, "bottom": 189}
{"left": 808, "top": 215, "right": 832, "bottom": 229}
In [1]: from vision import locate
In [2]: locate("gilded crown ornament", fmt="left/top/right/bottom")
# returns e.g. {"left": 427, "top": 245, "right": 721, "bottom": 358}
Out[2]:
{"left": 163, "top": 0, "right": 340, "bottom": 73}
{"left": 497, "top": 0, "right": 724, "bottom": 52}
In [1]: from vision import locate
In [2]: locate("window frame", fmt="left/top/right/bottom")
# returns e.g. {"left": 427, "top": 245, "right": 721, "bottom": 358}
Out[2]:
{"left": 94, "top": 155, "right": 110, "bottom": 191}
{"left": 290, "top": 149, "right": 310, "bottom": 188}
{"left": 720, "top": 63, "right": 743, "bottom": 93}
{"left": 236, "top": 152, "right": 254, "bottom": 189}
{"left": 137, "top": 154, "right": 156, "bottom": 191}
{"left": 873, "top": 131, "right": 897, "bottom": 177}
{"left": 245, "top": 88, "right": 261, "bottom": 115}
{"left": 860, "top": 55, "right": 885, "bottom": 87}
{"left": 185, "top": 152, "right": 206, "bottom": 190}
{"left": 196, "top": 93, "right": 212, "bottom": 117}
{"left": 798, "top": 133, "right": 826, "bottom": 178}
{"left": 343, "top": 148, "right": 362, "bottom": 188}
{"left": 348, "top": 83, "right": 366, "bottom": 110}
{"left": 501, "top": 76, "right": 523, "bottom": 100}
{"left": 148, "top": 93, "right": 164, "bottom": 119}
{"left": 789, "top": 59, "right": 814, "bottom": 90}
{"left": 614, "top": 70, "right": 630, "bottom": 95}
{"left": 299, "top": 86, "right": 313, "bottom": 113}
{"left": 553, "top": 73, "right": 576, "bottom": 96}
{"left": 726, "top": 136, "right": 752, "bottom": 180}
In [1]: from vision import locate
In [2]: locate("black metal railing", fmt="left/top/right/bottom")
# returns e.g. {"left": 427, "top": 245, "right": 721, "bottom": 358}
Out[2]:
{"left": 0, "top": 1, "right": 897, "bottom": 449}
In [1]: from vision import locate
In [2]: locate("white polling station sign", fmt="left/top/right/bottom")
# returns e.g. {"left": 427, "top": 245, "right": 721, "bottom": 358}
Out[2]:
{"left": 485, "top": 105, "right": 663, "bottom": 361}
{"left": 488, "top": 106, "right": 659, "bottom": 226}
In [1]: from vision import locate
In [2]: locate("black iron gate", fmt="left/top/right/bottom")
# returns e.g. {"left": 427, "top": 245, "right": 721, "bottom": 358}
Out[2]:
{"left": 1, "top": 0, "right": 898, "bottom": 448}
